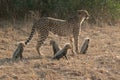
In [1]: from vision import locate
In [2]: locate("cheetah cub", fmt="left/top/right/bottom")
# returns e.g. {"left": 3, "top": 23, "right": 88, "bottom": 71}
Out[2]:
{"left": 12, "top": 43, "right": 25, "bottom": 60}
{"left": 50, "top": 40, "right": 60, "bottom": 55}
{"left": 52, "top": 43, "right": 71, "bottom": 60}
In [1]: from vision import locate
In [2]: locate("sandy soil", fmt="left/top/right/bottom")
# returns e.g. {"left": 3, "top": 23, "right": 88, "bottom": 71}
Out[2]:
{"left": 0, "top": 21, "right": 119, "bottom": 80}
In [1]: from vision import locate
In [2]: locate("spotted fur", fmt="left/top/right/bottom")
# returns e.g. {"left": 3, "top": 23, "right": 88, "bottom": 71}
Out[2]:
{"left": 25, "top": 10, "right": 89, "bottom": 56}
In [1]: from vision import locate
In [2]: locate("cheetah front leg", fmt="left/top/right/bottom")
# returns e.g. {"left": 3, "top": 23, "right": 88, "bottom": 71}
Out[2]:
{"left": 69, "top": 36, "right": 76, "bottom": 54}
{"left": 73, "top": 31, "right": 79, "bottom": 54}
{"left": 36, "top": 31, "right": 49, "bottom": 56}
{"left": 74, "top": 36, "right": 79, "bottom": 54}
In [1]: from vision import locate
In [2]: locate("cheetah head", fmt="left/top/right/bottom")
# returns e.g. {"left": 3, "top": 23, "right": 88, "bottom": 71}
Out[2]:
{"left": 16, "top": 41, "right": 25, "bottom": 47}
{"left": 19, "top": 43, "right": 25, "bottom": 47}
{"left": 29, "top": 10, "right": 40, "bottom": 20}
{"left": 64, "top": 43, "right": 72, "bottom": 49}
{"left": 77, "top": 10, "right": 90, "bottom": 20}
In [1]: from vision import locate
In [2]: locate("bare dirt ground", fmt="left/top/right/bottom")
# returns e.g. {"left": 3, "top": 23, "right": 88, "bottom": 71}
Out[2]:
{"left": 0, "top": 21, "right": 119, "bottom": 80}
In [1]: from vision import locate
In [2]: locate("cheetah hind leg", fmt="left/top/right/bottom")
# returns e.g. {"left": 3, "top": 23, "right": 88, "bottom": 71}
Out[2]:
{"left": 36, "top": 44, "right": 42, "bottom": 56}
{"left": 69, "top": 36, "right": 76, "bottom": 55}
{"left": 36, "top": 32, "right": 49, "bottom": 57}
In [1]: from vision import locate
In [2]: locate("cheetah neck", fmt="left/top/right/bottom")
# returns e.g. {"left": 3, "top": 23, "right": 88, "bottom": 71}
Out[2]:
{"left": 79, "top": 17, "right": 85, "bottom": 32}
{"left": 80, "top": 17, "right": 85, "bottom": 26}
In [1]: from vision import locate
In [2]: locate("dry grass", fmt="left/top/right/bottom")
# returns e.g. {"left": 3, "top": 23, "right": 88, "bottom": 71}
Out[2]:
{"left": 0, "top": 21, "right": 119, "bottom": 80}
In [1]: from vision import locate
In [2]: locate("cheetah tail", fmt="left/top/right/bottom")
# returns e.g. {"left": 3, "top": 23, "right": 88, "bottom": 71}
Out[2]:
{"left": 24, "top": 25, "right": 35, "bottom": 45}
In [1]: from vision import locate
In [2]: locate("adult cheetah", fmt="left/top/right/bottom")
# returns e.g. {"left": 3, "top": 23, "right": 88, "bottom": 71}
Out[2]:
{"left": 24, "top": 10, "right": 89, "bottom": 56}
